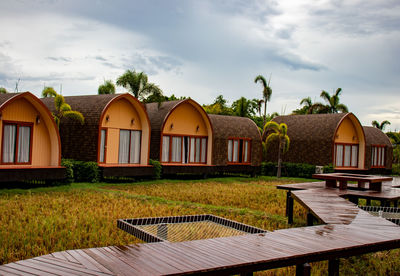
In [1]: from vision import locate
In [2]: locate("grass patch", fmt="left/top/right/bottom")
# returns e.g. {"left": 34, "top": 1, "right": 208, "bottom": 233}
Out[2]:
{"left": 0, "top": 176, "right": 398, "bottom": 275}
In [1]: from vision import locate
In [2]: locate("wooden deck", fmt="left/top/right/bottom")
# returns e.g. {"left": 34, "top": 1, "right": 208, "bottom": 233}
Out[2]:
{"left": 2, "top": 182, "right": 400, "bottom": 275}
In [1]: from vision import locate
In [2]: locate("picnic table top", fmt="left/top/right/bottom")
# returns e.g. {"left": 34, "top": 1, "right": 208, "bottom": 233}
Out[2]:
{"left": 312, "top": 173, "right": 393, "bottom": 183}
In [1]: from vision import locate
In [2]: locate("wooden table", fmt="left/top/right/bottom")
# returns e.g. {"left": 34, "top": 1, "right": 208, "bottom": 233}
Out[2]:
{"left": 313, "top": 173, "right": 393, "bottom": 191}
{"left": 278, "top": 179, "right": 400, "bottom": 224}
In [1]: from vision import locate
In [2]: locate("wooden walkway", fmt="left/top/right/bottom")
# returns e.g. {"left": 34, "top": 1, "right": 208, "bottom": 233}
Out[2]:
{"left": 2, "top": 184, "right": 400, "bottom": 275}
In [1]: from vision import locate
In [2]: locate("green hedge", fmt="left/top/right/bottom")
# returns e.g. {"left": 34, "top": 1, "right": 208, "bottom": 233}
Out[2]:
{"left": 392, "top": 164, "right": 400, "bottom": 175}
{"left": 261, "top": 161, "right": 326, "bottom": 178}
{"left": 62, "top": 159, "right": 100, "bottom": 183}
{"left": 149, "top": 159, "right": 162, "bottom": 179}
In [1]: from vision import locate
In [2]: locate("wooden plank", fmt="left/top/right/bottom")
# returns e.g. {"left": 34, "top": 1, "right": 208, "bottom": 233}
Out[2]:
{"left": 5, "top": 262, "right": 55, "bottom": 276}
{"left": 0, "top": 265, "right": 33, "bottom": 275}
{"left": 74, "top": 249, "right": 114, "bottom": 274}
{"left": 21, "top": 259, "right": 83, "bottom": 276}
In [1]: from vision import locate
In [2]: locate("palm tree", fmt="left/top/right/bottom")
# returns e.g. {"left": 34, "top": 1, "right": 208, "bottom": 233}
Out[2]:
{"left": 98, "top": 80, "right": 116, "bottom": 94}
{"left": 263, "top": 121, "right": 290, "bottom": 177}
{"left": 372, "top": 120, "right": 391, "bottom": 131}
{"left": 254, "top": 75, "right": 272, "bottom": 125}
{"left": 41, "top": 87, "right": 84, "bottom": 128}
{"left": 255, "top": 99, "right": 264, "bottom": 117}
{"left": 231, "top": 97, "right": 257, "bottom": 118}
{"left": 317, "top": 88, "right": 348, "bottom": 113}
{"left": 116, "top": 70, "right": 163, "bottom": 101}
{"left": 0, "top": 87, "right": 7, "bottom": 94}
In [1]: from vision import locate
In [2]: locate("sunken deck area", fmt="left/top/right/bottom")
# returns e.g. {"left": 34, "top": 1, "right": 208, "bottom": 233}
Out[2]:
{"left": 2, "top": 183, "right": 400, "bottom": 275}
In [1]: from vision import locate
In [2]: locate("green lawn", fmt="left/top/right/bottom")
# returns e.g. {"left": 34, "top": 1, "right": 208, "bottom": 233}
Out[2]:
{"left": 0, "top": 176, "right": 399, "bottom": 275}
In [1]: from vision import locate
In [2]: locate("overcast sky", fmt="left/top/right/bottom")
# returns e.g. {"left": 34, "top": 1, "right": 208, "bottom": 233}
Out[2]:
{"left": 1, "top": 0, "right": 399, "bottom": 130}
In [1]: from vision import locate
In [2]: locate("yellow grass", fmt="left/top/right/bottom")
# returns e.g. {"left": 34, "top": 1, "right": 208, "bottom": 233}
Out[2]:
{"left": 0, "top": 177, "right": 399, "bottom": 275}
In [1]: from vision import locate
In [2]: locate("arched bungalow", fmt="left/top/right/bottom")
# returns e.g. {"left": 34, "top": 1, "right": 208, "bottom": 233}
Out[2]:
{"left": 42, "top": 94, "right": 153, "bottom": 178}
{"left": 208, "top": 114, "right": 262, "bottom": 175}
{"left": 0, "top": 92, "right": 64, "bottom": 182}
{"left": 266, "top": 113, "right": 367, "bottom": 171}
{"left": 146, "top": 99, "right": 213, "bottom": 175}
{"left": 363, "top": 126, "right": 393, "bottom": 173}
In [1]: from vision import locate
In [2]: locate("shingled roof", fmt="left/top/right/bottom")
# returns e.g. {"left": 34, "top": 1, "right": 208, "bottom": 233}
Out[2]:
{"left": 41, "top": 94, "right": 140, "bottom": 161}
{"left": 208, "top": 114, "right": 262, "bottom": 166}
{"left": 363, "top": 126, "right": 393, "bottom": 169}
{"left": 0, "top": 93, "right": 19, "bottom": 106}
{"left": 266, "top": 113, "right": 350, "bottom": 166}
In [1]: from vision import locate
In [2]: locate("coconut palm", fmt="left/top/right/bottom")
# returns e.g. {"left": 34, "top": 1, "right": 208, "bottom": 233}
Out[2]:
{"left": 98, "top": 80, "right": 116, "bottom": 94}
{"left": 372, "top": 120, "right": 391, "bottom": 131}
{"left": 263, "top": 121, "right": 290, "bottom": 177}
{"left": 116, "top": 70, "right": 163, "bottom": 101}
{"left": 254, "top": 75, "right": 272, "bottom": 125}
{"left": 231, "top": 97, "right": 257, "bottom": 118}
{"left": 316, "top": 88, "right": 348, "bottom": 113}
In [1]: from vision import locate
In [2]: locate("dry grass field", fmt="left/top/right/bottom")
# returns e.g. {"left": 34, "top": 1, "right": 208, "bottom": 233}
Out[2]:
{"left": 0, "top": 176, "right": 399, "bottom": 275}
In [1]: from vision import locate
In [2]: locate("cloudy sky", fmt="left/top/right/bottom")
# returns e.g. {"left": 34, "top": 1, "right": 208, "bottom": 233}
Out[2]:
{"left": 1, "top": 0, "right": 399, "bottom": 130}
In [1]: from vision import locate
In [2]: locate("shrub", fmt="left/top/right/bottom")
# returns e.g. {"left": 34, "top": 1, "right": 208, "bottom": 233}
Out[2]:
{"left": 261, "top": 162, "right": 276, "bottom": 176}
{"left": 74, "top": 161, "right": 100, "bottom": 183}
{"left": 61, "top": 159, "right": 74, "bottom": 183}
{"left": 323, "top": 164, "right": 335, "bottom": 173}
{"left": 150, "top": 159, "right": 162, "bottom": 179}
{"left": 261, "top": 161, "right": 316, "bottom": 178}
{"left": 392, "top": 164, "right": 400, "bottom": 175}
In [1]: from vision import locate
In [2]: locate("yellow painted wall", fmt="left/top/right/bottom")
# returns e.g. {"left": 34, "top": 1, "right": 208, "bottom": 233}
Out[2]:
{"left": 335, "top": 117, "right": 359, "bottom": 143}
{"left": 334, "top": 115, "right": 366, "bottom": 169}
{"left": 100, "top": 97, "right": 150, "bottom": 165}
{"left": 163, "top": 102, "right": 208, "bottom": 136}
{"left": 0, "top": 98, "right": 53, "bottom": 167}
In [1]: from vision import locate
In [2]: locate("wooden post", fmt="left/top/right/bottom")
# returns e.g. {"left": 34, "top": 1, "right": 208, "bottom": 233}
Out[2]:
{"left": 296, "top": 263, "right": 311, "bottom": 276}
{"left": 325, "top": 179, "right": 337, "bottom": 188}
{"left": 338, "top": 180, "right": 347, "bottom": 190}
{"left": 328, "top": 259, "right": 339, "bottom": 276}
{"left": 307, "top": 212, "right": 314, "bottom": 226}
{"left": 370, "top": 182, "right": 382, "bottom": 191}
{"left": 366, "top": 198, "right": 371, "bottom": 205}
{"left": 288, "top": 191, "right": 294, "bottom": 224}
{"left": 349, "top": 196, "right": 358, "bottom": 205}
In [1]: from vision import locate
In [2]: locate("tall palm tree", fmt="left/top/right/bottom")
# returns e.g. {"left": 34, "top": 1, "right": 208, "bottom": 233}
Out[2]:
{"left": 116, "top": 70, "right": 163, "bottom": 101}
{"left": 263, "top": 121, "right": 290, "bottom": 177}
{"left": 372, "top": 120, "right": 391, "bottom": 131}
{"left": 98, "top": 80, "right": 116, "bottom": 94}
{"left": 317, "top": 88, "right": 348, "bottom": 113}
{"left": 255, "top": 99, "right": 264, "bottom": 117}
{"left": 41, "top": 87, "right": 84, "bottom": 128}
{"left": 254, "top": 75, "right": 272, "bottom": 125}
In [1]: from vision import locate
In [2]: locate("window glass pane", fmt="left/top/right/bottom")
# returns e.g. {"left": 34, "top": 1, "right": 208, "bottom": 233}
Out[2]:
{"left": 195, "top": 138, "right": 201, "bottom": 163}
{"left": 171, "top": 137, "right": 182, "bottom": 162}
{"left": 189, "top": 138, "right": 195, "bottom": 163}
{"left": 182, "top": 137, "right": 189, "bottom": 164}
{"left": 2, "top": 125, "right": 16, "bottom": 163}
{"left": 129, "top": 130, "right": 141, "bottom": 164}
{"left": 351, "top": 145, "right": 358, "bottom": 167}
{"left": 244, "top": 141, "right": 249, "bottom": 163}
{"left": 335, "top": 144, "right": 343, "bottom": 167}
{"left": 162, "top": 136, "right": 170, "bottom": 162}
{"left": 201, "top": 138, "right": 207, "bottom": 163}
{"left": 380, "top": 147, "right": 385, "bottom": 166}
{"left": 374, "top": 147, "right": 378, "bottom": 166}
{"left": 228, "top": 140, "right": 233, "bottom": 162}
{"left": 118, "top": 130, "right": 130, "bottom": 163}
{"left": 343, "top": 145, "right": 351, "bottom": 167}
{"left": 99, "top": 129, "right": 106, "bottom": 163}
{"left": 17, "top": 126, "right": 31, "bottom": 163}
{"left": 233, "top": 140, "right": 239, "bottom": 162}
{"left": 371, "top": 147, "right": 375, "bottom": 166}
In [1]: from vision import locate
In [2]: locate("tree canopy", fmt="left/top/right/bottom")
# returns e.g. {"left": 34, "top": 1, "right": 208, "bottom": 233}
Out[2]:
{"left": 116, "top": 70, "right": 163, "bottom": 101}
{"left": 372, "top": 120, "right": 391, "bottom": 131}
{"left": 98, "top": 80, "right": 116, "bottom": 94}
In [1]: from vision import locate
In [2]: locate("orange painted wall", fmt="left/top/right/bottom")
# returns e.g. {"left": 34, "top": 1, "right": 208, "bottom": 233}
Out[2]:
{"left": 335, "top": 117, "right": 359, "bottom": 143}
{"left": 0, "top": 98, "right": 54, "bottom": 167}
{"left": 163, "top": 102, "right": 208, "bottom": 136}
{"left": 100, "top": 98, "right": 146, "bottom": 165}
